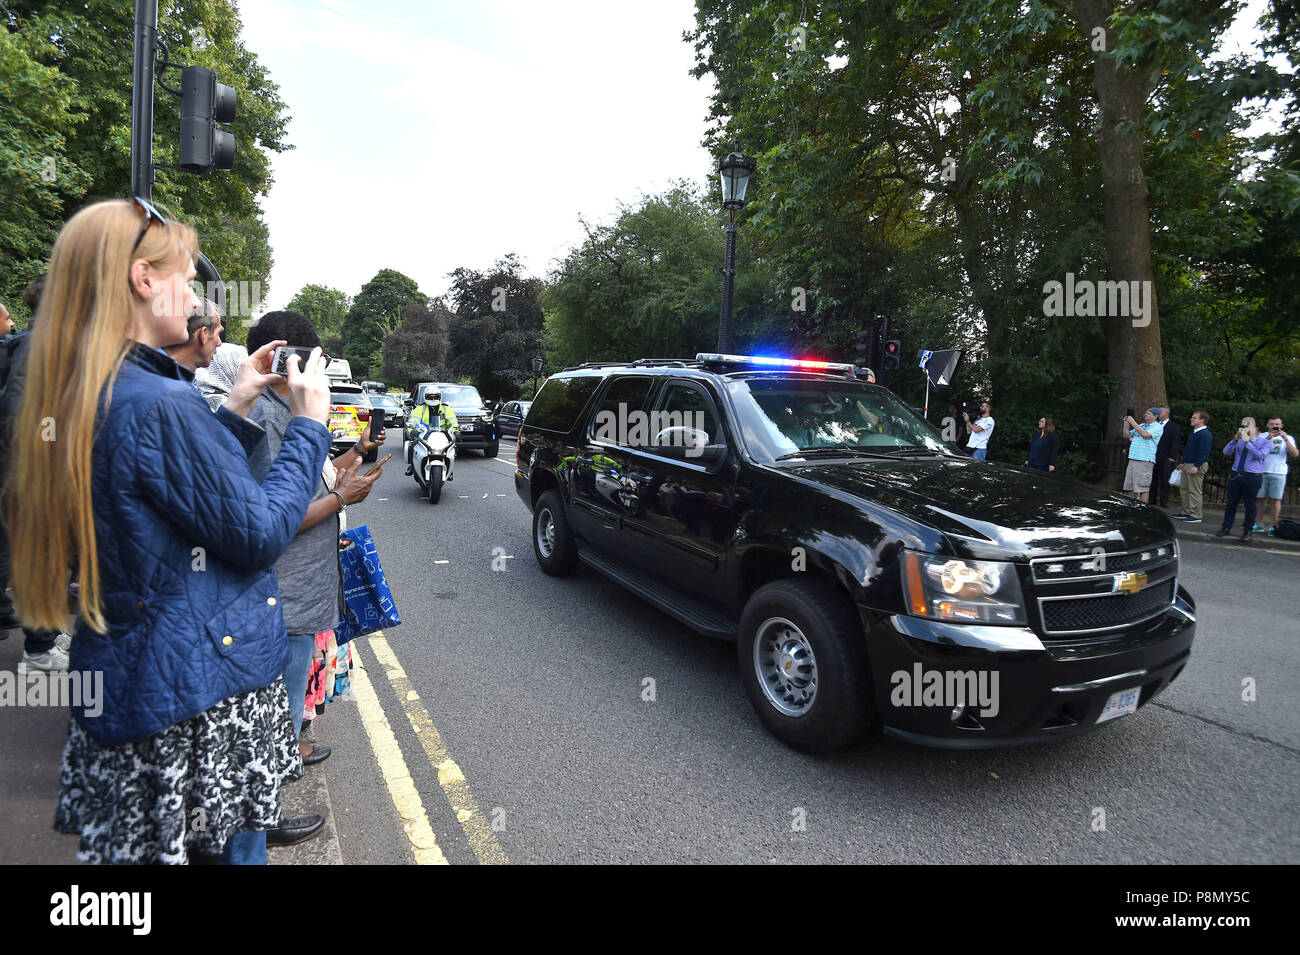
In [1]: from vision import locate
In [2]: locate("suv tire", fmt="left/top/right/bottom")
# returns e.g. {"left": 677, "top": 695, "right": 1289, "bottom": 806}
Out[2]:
{"left": 737, "top": 578, "right": 873, "bottom": 753}
{"left": 483, "top": 443, "right": 499, "bottom": 458}
{"left": 533, "top": 489, "right": 578, "bottom": 576}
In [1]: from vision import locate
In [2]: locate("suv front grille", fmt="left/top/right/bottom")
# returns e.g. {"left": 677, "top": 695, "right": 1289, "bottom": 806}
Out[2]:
{"left": 1030, "top": 542, "right": 1177, "bottom": 582}
{"left": 1029, "top": 541, "right": 1178, "bottom": 638}
{"left": 1040, "top": 579, "right": 1176, "bottom": 635}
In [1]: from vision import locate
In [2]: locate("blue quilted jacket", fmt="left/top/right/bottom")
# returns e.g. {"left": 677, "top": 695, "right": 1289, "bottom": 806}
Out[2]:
{"left": 69, "top": 345, "right": 330, "bottom": 744}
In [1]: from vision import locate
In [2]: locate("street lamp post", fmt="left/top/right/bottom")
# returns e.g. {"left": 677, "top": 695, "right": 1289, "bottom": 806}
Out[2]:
{"left": 531, "top": 354, "right": 544, "bottom": 398}
{"left": 717, "top": 149, "right": 756, "bottom": 353}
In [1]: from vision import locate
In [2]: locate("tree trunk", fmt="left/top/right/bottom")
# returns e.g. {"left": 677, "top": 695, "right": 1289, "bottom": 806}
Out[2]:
{"left": 1062, "top": 1, "right": 1168, "bottom": 446}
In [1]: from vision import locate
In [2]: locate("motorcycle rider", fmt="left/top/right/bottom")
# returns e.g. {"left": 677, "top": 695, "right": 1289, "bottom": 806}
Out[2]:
{"left": 405, "top": 388, "right": 459, "bottom": 475}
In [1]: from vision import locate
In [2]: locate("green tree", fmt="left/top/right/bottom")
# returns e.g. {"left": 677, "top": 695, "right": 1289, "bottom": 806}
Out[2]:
{"left": 287, "top": 283, "right": 350, "bottom": 354}
{"left": 343, "top": 269, "right": 424, "bottom": 380}
{"left": 2, "top": 0, "right": 290, "bottom": 311}
{"left": 445, "top": 254, "right": 544, "bottom": 396}
{"left": 0, "top": 21, "right": 91, "bottom": 321}
{"left": 542, "top": 183, "right": 776, "bottom": 371}
{"left": 383, "top": 300, "right": 452, "bottom": 388}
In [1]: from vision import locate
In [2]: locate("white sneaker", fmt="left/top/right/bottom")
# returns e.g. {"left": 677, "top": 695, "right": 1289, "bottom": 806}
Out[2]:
{"left": 18, "top": 646, "right": 70, "bottom": 674}
{"left": 54, "top": 631, "right": 72, "bottom": 651}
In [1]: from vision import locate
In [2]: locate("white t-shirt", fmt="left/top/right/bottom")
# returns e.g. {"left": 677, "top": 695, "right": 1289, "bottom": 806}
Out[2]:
{"left": 967, "top": 416, "right": 995, "bottom": 450}
{"left": 1262, "top": 432, "right": 1297, "bottom": 474}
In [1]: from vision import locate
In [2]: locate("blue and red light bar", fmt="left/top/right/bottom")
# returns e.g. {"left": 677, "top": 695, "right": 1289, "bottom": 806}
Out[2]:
{"left": 695, "top": 353, "right": 857, "bottom": 374}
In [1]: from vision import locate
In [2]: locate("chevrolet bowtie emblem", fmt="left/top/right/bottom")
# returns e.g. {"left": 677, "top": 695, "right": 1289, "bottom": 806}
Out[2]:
{"left": 1114, "top": 572, "right": 1147, "bottom": 594}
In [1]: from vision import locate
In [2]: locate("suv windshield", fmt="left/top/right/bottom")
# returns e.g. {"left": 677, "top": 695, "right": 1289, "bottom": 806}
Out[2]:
{"left": 725, "top": 377, "right": 953, "bottom": 462}
{"left": 438, "top": 385, "right": 483, "bottom": 409}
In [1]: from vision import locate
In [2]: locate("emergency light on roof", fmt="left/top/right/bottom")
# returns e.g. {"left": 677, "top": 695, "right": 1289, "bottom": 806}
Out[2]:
{"left": 695, "top": 353, "right": 857, "bottom": 374}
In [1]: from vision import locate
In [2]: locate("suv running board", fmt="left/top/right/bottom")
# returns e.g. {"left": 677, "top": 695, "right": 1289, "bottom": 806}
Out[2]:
{"left": 577, "top": 549, "right": 737, "bottom": 640}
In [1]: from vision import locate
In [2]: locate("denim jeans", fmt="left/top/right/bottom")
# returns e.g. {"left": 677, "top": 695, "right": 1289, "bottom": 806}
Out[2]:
{"left": 285, "top": 632, "right": 315, "bottom": 740}
{"left": 1221, "top": 471, "right": 1263, "bottom": 532}
{"left": 221, "top": 829, "right": 267, "bottom": 865}
{"left": 0, "top": 517, "right": 59, "bottom": 652}
{"left": 972, "top": 448, "right": 988, "bottom": 461}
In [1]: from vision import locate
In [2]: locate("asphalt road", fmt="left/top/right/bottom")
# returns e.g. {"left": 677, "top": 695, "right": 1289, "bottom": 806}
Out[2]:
{"left": 306, "top": 432, "right": 1300, "bottom": 865}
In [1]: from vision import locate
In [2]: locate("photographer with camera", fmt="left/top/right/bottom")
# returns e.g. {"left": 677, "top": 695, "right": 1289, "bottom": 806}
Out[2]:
{"left": 1122, "top": 407, "right": 1164, "bottom": 503}
{"left": 963, "top": 401, "right": 995, "bottom": 461}
{"left": 1215, "top": 416, "right": 1271, "bottom": 541}
{"left": 1253, "top": 416, "right": 1297, "bottom": 536}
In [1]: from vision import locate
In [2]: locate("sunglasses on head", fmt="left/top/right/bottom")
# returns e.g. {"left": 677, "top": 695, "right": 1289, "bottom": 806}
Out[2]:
{"left": 130, "top": 196, "right": 168, "bottom": 253}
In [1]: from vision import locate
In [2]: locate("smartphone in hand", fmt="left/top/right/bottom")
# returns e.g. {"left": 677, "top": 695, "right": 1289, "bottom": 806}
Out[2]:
{"left": 369, "top": 407, "right": 384, "bottom": 443}
{"left": 363, "top": 452, "right": 392, "bottom": 477}
{"left": 271, "top": 345, "right": 317, "bottom": 378}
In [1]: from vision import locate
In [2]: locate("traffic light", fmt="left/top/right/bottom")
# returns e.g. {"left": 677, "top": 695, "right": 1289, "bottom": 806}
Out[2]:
{"left": 856, "top": 329, "right": 872, "bottom": 365}
{"left": 179, "top": 66, "right": 236, "bottom": 173}
{"left": 883, "top": 339, "right": 901, "bottom": 370}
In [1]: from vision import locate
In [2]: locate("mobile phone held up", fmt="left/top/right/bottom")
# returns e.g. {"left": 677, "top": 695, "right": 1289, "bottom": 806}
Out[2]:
{"left": 271, "top": 345, "right": 317, "bottom": 378}
{"left": 368, "top": 405, "right": 384, "bottom": 443}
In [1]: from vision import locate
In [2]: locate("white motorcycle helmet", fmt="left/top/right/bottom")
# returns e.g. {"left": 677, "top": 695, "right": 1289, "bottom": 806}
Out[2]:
{"left": 423, "top": 389, "right": 442, "bottom": 414}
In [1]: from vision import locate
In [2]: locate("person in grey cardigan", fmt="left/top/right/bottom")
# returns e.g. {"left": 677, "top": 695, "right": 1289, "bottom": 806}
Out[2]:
{"left": 245, "top": 310, "right": 387, "bottom": 848}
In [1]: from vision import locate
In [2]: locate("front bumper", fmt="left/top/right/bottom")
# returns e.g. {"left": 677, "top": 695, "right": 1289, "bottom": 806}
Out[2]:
{"left": 454, "top": 423, "right": 498, "bottom": 448}
{"left": 865, "top": 589, "right": 1196, "bottom": 748}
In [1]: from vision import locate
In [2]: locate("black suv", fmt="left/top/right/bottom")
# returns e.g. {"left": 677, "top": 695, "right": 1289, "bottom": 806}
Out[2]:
{"left": 514, "top": 354, "right": 1196, "bottom": 753}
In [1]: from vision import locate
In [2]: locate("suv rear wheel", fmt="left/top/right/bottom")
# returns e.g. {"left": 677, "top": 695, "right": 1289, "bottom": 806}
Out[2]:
{"left": 533, "top": 489, "right": 578, "bottom": 576}
{"left": 483, "top": 443, "right": 499, "bottom": 458}
{"left": 737, "top": 579, "right": 873, "bottom": 753}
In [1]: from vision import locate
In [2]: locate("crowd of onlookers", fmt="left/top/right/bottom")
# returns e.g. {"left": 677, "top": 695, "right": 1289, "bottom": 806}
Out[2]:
{"left": 952, "top": 400, "right": 1295, "bottom": 540}
{"left": 0, "top": 198, "right": 386, "bottom": 864}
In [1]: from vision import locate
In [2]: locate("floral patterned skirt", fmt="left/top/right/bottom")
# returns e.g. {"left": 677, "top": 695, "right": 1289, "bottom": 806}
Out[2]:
{"left": 54, "top": 678, "right": 303, "bottom": 864}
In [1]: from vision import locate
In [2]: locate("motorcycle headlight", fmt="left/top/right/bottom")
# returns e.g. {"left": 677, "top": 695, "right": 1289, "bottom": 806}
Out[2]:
{"left": 902, "top": 553, "right": 1027, "bottom": 625}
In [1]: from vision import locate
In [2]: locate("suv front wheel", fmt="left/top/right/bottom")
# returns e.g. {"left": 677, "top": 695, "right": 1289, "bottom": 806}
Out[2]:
{"left": 737, "top": 579, "right": 873, "bottom": 753}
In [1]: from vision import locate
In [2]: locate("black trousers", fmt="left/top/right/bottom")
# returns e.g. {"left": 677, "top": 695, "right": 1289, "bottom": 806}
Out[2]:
{"left": 1221, "top": 471, "right": 1263, "bottom": 533}
{"left": 0, "top": 512, "right": 59, "bottom": 654}
{"left": 1156, "top": 459, "right": 1176, "bottom": 506}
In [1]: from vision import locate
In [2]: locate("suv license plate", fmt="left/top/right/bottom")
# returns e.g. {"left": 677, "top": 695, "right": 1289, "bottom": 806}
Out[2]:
{"left": 1097, "top": 687, "right": 1140, "bottom": 723}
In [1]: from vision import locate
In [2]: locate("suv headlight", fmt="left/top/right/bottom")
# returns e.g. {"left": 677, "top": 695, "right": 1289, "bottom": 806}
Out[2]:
{"left": 902, "top": 553, "right": 1027, "bottom": 625}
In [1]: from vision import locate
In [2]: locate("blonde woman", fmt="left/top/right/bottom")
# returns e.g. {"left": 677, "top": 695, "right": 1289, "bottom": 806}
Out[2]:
{"left": 8, "top": 198, "right": 332, "bottom": 864}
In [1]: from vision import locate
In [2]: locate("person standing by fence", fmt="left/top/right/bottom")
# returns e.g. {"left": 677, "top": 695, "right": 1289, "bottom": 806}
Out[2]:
{"left": 1174, "top": 411, "right": 1212, "bottom": 523}
{"left": 1254, "top": 416, "right": 1297, "bottom": 535}
{"left": 1122, "top": 407, "right": 1164, "bottom": 504}
{"left": 1023, "top": 416, "right": 1059, "bottom": 472}
{"left": 1216, "top": 416, "right": 1270, "bottom": 541}
{"left": 1155, "top": 406, "right": 1182, "bottom": 508}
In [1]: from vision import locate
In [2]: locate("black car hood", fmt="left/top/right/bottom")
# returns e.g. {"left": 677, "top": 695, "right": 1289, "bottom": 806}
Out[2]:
{"left": 779, "top": 456, "right": 1174, "bottom": 560}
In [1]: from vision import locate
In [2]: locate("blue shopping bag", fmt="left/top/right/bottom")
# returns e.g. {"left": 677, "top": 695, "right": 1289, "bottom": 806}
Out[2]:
{"left": 335, "top": 524, "right": 401, "bottom": 644}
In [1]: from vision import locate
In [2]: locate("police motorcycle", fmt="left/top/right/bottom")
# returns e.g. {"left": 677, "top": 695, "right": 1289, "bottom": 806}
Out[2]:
{"left": 404, "top": 390, "right": 457, "bottom": 504}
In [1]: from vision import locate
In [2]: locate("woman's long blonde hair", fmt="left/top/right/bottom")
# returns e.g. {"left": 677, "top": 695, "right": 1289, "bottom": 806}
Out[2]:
{"left": 8, "top": 199, "right": 197, "bottom": 633}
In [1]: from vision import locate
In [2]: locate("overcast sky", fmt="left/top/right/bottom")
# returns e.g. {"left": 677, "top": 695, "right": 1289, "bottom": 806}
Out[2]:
{"left": 238, "top": 0, "right": 1281, "bottom": 313}
{"left": 238, "top": 0, "right": 716, "bottom": 310}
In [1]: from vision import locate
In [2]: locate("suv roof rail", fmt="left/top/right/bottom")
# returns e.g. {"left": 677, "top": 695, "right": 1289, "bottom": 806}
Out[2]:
{"left": 561, "top": 358, "right": 700, "bottom": 372}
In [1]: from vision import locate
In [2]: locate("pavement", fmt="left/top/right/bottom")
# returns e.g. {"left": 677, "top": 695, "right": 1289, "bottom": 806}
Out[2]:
{"left": 2, "top": 433, "right": 1297, "bottom": 865}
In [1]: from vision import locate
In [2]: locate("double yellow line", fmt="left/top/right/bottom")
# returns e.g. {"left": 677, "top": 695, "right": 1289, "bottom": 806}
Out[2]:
{"left": 351, "top": 634, "right": 509, "bottom": 865}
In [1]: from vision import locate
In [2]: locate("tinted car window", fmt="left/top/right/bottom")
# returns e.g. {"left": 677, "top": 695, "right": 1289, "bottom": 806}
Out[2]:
{"left": 526, "top": 375, "right": 601, "bottom": 433}
{"left": 656, "top": 382, "right": 721, "bottom": 445}
{"left": 589, "top": 376, "right": 654, "bottom": 445}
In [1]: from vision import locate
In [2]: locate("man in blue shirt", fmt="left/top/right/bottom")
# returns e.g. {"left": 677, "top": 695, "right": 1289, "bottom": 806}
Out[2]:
{"left": 1174, "top": 410, "right": 1213, "bottom": 522}
{"left": 1122, "top": 407, "right": 1164, "bottom": 503}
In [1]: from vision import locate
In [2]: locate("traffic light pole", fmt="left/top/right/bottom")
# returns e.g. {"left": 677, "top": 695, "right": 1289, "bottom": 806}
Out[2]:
{"left": 130, "top": 0, "right": 158, "bottom": 200}
{"left": 130, "top": 0, "right": 222, "bottom": 288}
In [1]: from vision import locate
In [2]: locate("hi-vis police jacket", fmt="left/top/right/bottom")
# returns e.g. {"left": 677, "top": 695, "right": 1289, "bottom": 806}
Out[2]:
{"left": 410, "top": 403, "right": 458, "bottom": 434}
